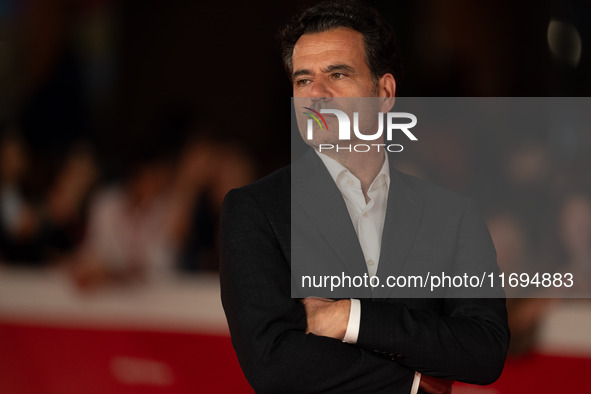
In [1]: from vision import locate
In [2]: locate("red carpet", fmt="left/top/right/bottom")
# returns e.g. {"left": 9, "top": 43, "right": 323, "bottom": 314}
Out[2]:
{"left": 1, "top": 321, "right": 590, "bottom": 393}
{"left": 478, "top": 352, "right": 591, "bottom": 393}
{"left": 0, "top": 322, "right": 253, "bottom": 394}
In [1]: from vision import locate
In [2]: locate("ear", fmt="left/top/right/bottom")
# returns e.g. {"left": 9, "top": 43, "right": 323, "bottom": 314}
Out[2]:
{"left": 377, "top": 73, "right": 396, "bottom": 112}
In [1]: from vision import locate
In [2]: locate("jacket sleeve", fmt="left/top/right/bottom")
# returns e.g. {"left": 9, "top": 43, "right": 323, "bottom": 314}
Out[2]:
{"left": 220, "top": 188, "right": 416, "bottom": 394}
{"left": 356, "top": 199, "right": 510, "bottom": 385}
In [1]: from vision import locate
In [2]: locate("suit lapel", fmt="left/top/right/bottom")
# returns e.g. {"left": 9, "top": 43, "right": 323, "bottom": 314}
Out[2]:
{"left": 376, "top": 160, "right": 424, "bottom": 279}
{"left": 292, "top": 150, "right": 368, "bottom": 278}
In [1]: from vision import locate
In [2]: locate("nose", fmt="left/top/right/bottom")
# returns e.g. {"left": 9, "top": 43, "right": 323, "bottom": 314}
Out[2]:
{"left": 309, "top": 76, "right": 333, "bottom": 98}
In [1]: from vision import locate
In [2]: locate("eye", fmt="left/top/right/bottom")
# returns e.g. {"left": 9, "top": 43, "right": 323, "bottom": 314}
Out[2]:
{"left": 295, "top": 79, "right": 311, "bottom": 87}
{"left": 331, "top": 72, "right": 346, "bottom": 80}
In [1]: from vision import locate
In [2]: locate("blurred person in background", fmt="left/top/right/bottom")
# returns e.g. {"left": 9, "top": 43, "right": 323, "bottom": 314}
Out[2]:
{"left": 558, "top": 193, "right": 591, "bottom": 293}
{"left": 71, "top": 133, "right": 255, "bottom": 290}
{"left": 487, "top": 212, "right": 556, "bottom": 356}
{"left": 0, "top": 130, "right": 44, "bottom": 263}
{"left": 0, "top": 129, "right": 97, "bottom": 266}
{"left": 71, "top": 146, "right": 178, "bottom": 289}
{"left": 42, "top": 143, "right": 98, "bottom": 261}
{"left": 173, "top": 136, "right": 255, "bottom": 273}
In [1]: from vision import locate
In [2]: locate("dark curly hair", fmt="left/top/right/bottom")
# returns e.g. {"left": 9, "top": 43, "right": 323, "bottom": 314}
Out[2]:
{"left": 278, "top": 0, "right": 402, "bottom": 83}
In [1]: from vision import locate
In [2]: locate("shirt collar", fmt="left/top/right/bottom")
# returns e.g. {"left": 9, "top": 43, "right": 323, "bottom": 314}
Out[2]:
{"left": 315, "top": 151, "right": 390, "bottom": 191}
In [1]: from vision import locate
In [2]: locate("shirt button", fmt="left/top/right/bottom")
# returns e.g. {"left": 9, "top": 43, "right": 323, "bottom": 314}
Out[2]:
{"left": 367, "top": 259, "right": 375, "bottom": 267}
{"left": 362, "top": 212, "right": 368, "bottom": 218}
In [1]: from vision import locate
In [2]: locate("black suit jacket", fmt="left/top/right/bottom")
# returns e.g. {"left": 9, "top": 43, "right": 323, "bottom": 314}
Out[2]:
{"left": 220, "top": 150, "right": 510, "bottom": 393}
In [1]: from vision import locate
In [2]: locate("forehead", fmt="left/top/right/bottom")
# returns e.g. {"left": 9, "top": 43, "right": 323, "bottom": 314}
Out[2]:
{"left": 292, "top": 28, "right": 366, "bottom": 69}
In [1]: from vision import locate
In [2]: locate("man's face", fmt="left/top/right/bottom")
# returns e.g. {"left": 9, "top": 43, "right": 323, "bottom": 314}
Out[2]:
{"left": 291, "top": 27, "right": 377, "bottom": 98}
{"left": 291, "top": 28, "right": 395, "bottom": 149}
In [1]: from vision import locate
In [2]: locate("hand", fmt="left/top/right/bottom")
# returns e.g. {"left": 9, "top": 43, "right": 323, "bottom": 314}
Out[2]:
{"left": 419, "top": 375, "right": 454, "bottom": 394}
{"left": 301, "top": 298, "right": 350, "bottom": 340}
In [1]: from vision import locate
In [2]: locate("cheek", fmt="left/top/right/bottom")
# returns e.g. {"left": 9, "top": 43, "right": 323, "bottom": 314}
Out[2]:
{"left": 364, "top": 79, "right": 379, "bottom": 95}
{"left": 347, "top": 79, "right": 377, "bottom": 97}
{"left": 293, "top": 88, "right": 308, "bottom": 97}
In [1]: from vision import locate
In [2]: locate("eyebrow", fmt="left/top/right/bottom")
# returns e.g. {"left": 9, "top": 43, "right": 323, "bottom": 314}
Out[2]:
{"left": 292, "top": 69, "right": 312, "bottom": 80}
{"left": 324, "top": 64, "right": 355, "bottom": 74}
{"left": 292, "top": 64, "right": 356, "bottom": 80}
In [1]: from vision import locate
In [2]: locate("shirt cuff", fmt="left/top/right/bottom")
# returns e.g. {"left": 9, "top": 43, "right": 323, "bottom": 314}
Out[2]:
{"left": 411, "top": 372, "right": 421, "bottom": 394}
{"left": 343, "top": 298, "right": 361, "bottom": 343}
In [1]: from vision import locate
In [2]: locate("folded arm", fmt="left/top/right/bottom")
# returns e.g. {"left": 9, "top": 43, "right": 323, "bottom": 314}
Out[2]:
{"left": 302, "top": 198, "right": 510, "bottom": 385}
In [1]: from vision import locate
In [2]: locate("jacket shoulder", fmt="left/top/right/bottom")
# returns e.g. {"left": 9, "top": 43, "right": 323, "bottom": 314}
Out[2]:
{"left": 222, "top": 165, "right": 291, "bottom": 219}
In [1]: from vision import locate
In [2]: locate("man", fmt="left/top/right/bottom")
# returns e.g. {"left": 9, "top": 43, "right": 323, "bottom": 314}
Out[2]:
{"left": 220, "top": 1, "right": 510, "bottom": 393}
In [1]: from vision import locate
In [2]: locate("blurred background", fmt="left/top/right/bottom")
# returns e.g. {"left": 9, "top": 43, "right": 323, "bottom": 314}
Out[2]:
{"left": 0, "top": 0, "right": 590, "bottom": 392}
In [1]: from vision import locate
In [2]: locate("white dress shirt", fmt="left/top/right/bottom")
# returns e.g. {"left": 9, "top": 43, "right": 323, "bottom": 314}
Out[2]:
{"left": 316, "top": 151, "right": 421, "bottom": 394}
